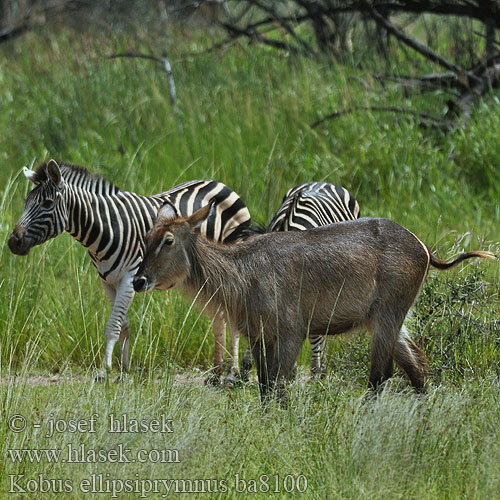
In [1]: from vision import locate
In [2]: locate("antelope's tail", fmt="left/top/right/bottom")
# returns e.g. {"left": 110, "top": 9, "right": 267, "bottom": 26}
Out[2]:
{"left": 430, "top": 251, "right": 496, "bottom": 270}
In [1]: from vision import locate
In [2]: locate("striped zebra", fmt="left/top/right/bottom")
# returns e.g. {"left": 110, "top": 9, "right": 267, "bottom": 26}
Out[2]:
{"left": 241, "top": 181, "right": 360, "bottom": 379}
{"left": 8, "top": 159, "right": 251, "bottom": 382}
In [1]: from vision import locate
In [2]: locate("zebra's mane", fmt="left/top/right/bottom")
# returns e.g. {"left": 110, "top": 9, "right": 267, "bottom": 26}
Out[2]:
{"left": 33, "top": 162, "right": 120, "bottom": 194}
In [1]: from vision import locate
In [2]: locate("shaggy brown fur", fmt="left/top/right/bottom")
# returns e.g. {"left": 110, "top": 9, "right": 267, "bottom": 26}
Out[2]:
{"left": 134, "top": 204, "right": 495, "bottom": 399}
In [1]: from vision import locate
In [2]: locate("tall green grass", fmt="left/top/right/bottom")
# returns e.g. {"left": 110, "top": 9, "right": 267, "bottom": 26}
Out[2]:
{"left": 0, "top": 19, "right": 499, "bottom": 500}
{"left": 0, "top": 370, "right": 499, "bottom": 499}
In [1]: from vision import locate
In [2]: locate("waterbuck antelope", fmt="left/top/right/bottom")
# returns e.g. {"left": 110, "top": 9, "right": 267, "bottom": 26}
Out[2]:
{"left": 133, "top": 202, "right": 495, "bottom": 398}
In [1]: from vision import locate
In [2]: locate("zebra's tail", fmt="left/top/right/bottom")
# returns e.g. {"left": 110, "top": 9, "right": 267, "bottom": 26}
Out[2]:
{"left": 429, "top": 250, "right": 496, "bottom": 270}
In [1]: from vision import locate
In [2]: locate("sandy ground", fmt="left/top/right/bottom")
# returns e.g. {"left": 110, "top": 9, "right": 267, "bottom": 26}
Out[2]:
{"left": 0, "top": 373, "right": 209, "bottom": 387}
{"left": 0, "top": 372, "right": 267, "bottom": 387}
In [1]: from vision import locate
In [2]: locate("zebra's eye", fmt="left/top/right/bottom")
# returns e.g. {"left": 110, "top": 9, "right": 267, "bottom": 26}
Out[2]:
{"left": 164, "top": 235, "right": 174, "bottom": 246}
{"left": 41, "top": 199, "right": 54, "bottom": 209}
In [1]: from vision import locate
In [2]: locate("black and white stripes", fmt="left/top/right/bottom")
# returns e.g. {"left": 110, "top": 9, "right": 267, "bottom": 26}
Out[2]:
{"left": 9, "top": 160, "right": 251, "bottom": 379}
{"left": 268, "top": 181, "right": 360, "bottom": 232}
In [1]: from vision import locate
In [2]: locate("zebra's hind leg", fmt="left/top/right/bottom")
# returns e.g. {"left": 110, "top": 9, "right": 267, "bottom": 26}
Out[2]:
{"left": 310, "top": 335, "right": 326, "bottom": 378}
{"left": 223, "top": 327, "right": 241, "bottom": 388}
{"left": 205, "top": 311, "right": 226, "bottom": 386}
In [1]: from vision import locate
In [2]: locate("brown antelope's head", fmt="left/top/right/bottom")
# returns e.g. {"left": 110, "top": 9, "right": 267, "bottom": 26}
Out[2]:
{"left": 8, "top": 160, "right": 68, "bottom": 256}
{"left": 133, "top": 202, "right": 212, "bottom": 293}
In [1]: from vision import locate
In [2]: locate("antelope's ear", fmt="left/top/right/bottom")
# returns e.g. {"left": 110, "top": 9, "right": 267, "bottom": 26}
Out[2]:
{"left": 187, "top": 202, "right": 213, "bottom": 229}
{"left": 157, "top": 201, "right": 178, "bottom": 221}
{"left": 23, "top": 167, "right": 38, "bottom": 184}
{"left": 47, "top": 159, "right": 62, "bottom": 185}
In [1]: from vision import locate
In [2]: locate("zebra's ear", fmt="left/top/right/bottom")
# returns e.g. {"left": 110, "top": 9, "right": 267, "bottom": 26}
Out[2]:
{"left": 187, "top": 202, "right": 213, "bottom": 229}
{"left": 23, "top": 167, "right": 38, "bottom": 184}
{"left": 47, "top": 159, "right": 62, "bottom": 186}
{"left": 157, "top": 201, "right": 178, "bottom": 221}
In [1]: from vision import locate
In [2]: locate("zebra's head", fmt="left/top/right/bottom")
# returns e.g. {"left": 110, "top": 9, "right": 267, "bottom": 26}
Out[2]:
{"left": 8, "top": 159, "right": 68, "bottom": 256}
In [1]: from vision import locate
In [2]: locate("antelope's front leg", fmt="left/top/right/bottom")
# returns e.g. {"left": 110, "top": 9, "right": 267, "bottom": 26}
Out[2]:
{"left": 96, "top": 277, "right": 135, "bottom": 382}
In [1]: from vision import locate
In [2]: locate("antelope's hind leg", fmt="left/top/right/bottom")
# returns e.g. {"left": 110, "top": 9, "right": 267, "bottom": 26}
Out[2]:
{"left": 393, "top": 325, "right": 428, "bottom": 391}
{"left": 366, "top": 311, "right": 402, "bottom": 390}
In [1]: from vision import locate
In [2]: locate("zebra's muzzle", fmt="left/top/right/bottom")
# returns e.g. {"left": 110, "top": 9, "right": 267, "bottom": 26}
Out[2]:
{"left": 7, "top": 229, "right": 32, "bottom": 256}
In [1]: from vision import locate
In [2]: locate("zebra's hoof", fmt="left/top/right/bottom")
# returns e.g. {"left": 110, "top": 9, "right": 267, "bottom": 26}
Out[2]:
{"left": 223, "top": 373, "right": 242, "bottom": 389}
{"left": 204, "top": 373, "right": 221, "bottom": 387}
{"left": 115, "top": 373, "right": 127, "bottom": 383}
{"left": 239, "top": 369, "right": 250, "bottom": 383}
{"left": 94, "top": 373, "right": 106, "bottom": 383}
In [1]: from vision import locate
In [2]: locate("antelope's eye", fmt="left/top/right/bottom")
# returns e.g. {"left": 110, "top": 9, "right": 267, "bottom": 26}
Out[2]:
{"left": 164, "top": 235, "right": 174, "bottom": 246}
{"left": 41, "top": 199, "right": 54, "bottom": 209}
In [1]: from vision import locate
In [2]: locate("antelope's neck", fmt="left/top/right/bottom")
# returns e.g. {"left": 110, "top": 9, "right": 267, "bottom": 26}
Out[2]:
{"left": 186, "top": 237, "right": 247, "bottom": 313}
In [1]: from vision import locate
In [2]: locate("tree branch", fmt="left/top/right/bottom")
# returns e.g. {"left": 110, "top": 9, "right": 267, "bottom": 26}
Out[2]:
{"left": 108, "top": 52, "right": 182, "bottom": 131}
{"left": 311, "top": 105, "right": 454, "bottom": 130}
{"left": 362, "top": 0, "right": 482, "bottom": 86}
{"left": 241, "top": 0, "right": 316, "bottom": 56}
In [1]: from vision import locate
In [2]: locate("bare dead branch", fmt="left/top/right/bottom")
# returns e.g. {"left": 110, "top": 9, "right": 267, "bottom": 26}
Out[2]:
{"left": 472, "top": 30, "right": 500, "bottom": 50}
{"left": 374, "top": 73, "right": 463, "bottom": 95}
{"left": 446, "top": 63, "right": 500, "bottom": 127}
{"left": 0, "top": 0, "right": 86, "bottom": 45}
{"left": 311, "top": 105, "right": 453, "bottom": 130}
{"left": 108, "top": 52, "right": 182, "bottom": 131}
{"left": 362, "top": 1, "right": 482, "bottom": 87}
{"left": 242, "top": 0, "right": 316, "bottom": 56}
{"left": 219, "top": 21, "right": 300, "bottom": 54}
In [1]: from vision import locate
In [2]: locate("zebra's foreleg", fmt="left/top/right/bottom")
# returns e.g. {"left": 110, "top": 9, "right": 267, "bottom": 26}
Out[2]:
{"left": 118, "top": 320, "right": 130, "bottom": 376}
{"left": 240, "top": 346, "right": 253, "bottom": 382}
{"left": 97, "top": 277, "right": 135, "bottom": 382}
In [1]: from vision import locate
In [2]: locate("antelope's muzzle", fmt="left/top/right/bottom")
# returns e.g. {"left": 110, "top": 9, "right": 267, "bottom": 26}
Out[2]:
{"left": 133, "top": 276, "right": 149, "bottom": 293}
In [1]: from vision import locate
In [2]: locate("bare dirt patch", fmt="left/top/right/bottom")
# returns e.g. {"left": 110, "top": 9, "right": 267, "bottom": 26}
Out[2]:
{"left": 0, "top": 373, "right": 210, "bottom": 387}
